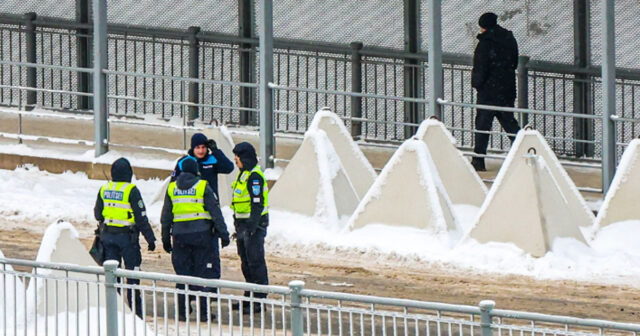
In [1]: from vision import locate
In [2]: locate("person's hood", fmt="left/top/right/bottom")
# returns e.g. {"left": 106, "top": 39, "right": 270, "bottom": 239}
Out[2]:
{"left": 176, "top": 172, "right": 200, "bottom": 190}
{"left": 232, "top": 142, "right": 258, "bottom": 171}
{"left": 477, "top": 25, "right": 514, "bottom": 46}
{"left": 111, "top": 157, "right": 133, "bottom": 183}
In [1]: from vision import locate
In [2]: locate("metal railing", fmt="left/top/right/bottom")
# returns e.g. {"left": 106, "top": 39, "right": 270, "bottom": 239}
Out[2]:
{"left": 1, "top": 257, "right": 639, "bottom": 336}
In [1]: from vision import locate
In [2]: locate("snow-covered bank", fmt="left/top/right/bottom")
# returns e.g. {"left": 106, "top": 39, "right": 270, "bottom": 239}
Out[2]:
{"left": 0, "top": 167, "right": 638, "bottom": 287}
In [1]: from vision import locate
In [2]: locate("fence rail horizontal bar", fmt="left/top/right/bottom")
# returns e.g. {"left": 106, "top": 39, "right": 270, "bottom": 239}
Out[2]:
{"left": 0, "top": 84, "right": 94, "bottom": 97}
{"left": 298, "top": 288, "right": 482, "bottom": 315}
{"left": 0, "top": 60, "right": 94, "bottom": 73}
{"left": 103, "top": 69, "right": 259, "bottom": 88}
{"left": 107, "top": 94, "right": 259, "bottom": 113}
{"left": 437, "top": 99, "right": 603, "bottom": 120}
{"left": 492, "top": 308, "right": 640, "bottom": 332}
{"left": 269, "top": 83, "right": 428, "bottom": 103}
{"left": 0, "top": 257, "right": 105, "bottom": 275}
{"left": 114, "top": 268, "right": 291, "bottom": 295}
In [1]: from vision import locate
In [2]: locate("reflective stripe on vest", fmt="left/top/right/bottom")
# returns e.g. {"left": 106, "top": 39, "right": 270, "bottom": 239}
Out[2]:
{"left": 167, "top": 180, "right": 211, "bottom": 222}
{"left": 231, "top": 166, "right": 269, "bottom": 217}
{"left": 100, "top": 182, "right": 136, "bottom": 227}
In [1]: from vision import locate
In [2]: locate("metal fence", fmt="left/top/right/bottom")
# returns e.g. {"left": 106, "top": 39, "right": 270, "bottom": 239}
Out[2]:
{"left": 0, "top": 0, "right": 639, "bottom": 192}
{"left": 1, "top": 257, "right": 640, "bottom": 336}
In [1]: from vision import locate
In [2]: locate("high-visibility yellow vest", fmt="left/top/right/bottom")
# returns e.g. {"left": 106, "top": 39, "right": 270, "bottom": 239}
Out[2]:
{"left": 231, "top": 166, "right": 268, "bottom": 219}
{"left": 100, "top": 182, "right": 136, "bottom": 227}
{"left": 167, "top": 180, "right": 212, "bottom": 222}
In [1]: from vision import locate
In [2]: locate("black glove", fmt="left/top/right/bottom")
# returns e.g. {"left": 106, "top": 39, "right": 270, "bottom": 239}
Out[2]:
{"left": 221, "top": 235, "right": 230, "bottom": 248}
{"left": 207, "top": 139, "right": 218, "bottom": 152}
{"left": 148, "top": 241, "right": 156, "bottom": 252}
{"left": 162, "top": 237, "right": 172, "bottom": 253}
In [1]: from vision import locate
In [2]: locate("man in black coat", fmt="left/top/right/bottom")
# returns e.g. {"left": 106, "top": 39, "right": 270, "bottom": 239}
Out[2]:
{"left": 471, "top": 12, "right": 521, "bottom": 171}
{"left": 172, "top": 132, "right": 234, "bottom": 198}
{"left": 94, "top": 157, "right": 156, "bottom": 318}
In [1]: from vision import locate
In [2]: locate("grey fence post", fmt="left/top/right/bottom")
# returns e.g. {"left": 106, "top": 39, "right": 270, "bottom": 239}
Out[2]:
{"left": 289, "top": 280, "right": 305, "bottom": 336}
{"left": 24, "top": 12, "right": 37, "bottom": 111}
{"left": 93, "top": 0, "right": 108, "bottom": 156}
{"left": 103, "top": 260, "right": 119, "bottom": 336}
{"left": 350, "top": 41, "right": 363, "bottom": 139}
{"left": 258, "top": 0, "right": 275, "bottom": 169}
{"left": 403, "top": 0, "right": 421, "bottom": 138}
{"left": 479, "top": 300, "right": 495, "bottom": 336}
{"left": 517, "top": 56, "right": 530, "bottom": 127}
{"left": 188, "top": 26, "right": 201, "bottom": 122}
{"left": 601, "top": 0, "right": 616, "bottom": 193}
{"left": 574, "top": 0, "right": 594, "bottom": 158}
{"left": 76, "top": 0, "right": 90, "bottom": 110}
{"left": 239, "top": 0, "right": 255, "bottom": 125}
{"left": 427, "top": 0, "right": 443, "bottom": 120}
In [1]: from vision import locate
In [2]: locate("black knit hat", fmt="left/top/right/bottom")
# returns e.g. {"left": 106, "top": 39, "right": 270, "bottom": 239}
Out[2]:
{"left": 478, "top": 12, "right": 498, "bottom": 29}
{"left": 190, "top": 133, "right": 208, "bottom": 150}
{"left": 181, "top": 157, "right": 199, "bottom": 175}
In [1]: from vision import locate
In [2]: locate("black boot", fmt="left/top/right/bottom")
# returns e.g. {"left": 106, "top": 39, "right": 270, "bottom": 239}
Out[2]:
{"left": 242, "top": 302, "right": 263, "bottom": 315}
{"left": 471, "top": 157, "right": 486, "bottom": 172}
{"left": 177, "top": 294, "right": 189, "bottom": 321}
{"left": 232, "top": 301, "right": 249, "bottom": 311}
{"left": 198, "top": 296, "right": 216, "bottom": 321}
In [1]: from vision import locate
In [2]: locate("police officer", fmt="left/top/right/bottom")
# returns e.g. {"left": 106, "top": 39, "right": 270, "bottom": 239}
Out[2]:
{"left": 94, "top": 158, "right": 156, "bottom": 318}
{"left": 230, "top": 142, "right": 269, "bottom": 314}
{"left": 161, "top": 157, "right": 230, "bottom": 321}
{"left": 172, "top": 132, "right": 234, "bottom": 198}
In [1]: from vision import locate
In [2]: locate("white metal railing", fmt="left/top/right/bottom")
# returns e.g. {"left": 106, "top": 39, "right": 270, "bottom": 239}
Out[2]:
{"left": 0, "top": 257, "right": 638, "bottom": 336}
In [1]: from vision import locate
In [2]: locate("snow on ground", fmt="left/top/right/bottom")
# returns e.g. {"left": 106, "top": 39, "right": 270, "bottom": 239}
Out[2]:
{"left": 0, "top": 166, "right": 639, "bottom": 287}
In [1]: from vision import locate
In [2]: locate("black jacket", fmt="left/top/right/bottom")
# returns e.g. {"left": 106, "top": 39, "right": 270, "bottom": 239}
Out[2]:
{"left": 94, "top": 158, "right": 156, "bottom": 245}
{"left": 171, "top": 148, "right": 234, "bottom": 197}
{"left": 233, "top": 142, "right": 268, "bottom": 233}
{"left": 161, "top": 172, "right": 229, "bottom": 239}
{"left": 471, "top": 25, "right": 519, "bottom": 105}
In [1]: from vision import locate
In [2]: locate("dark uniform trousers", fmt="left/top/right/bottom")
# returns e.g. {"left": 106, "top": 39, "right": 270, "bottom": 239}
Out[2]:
{"left": 171, "top": 231, "right": 220, "bottom": 315}
{"left": 101, "top": 232, "right": 143, "bottom": 316}
{"left": 235, "top": 222, "right": 268, "bottom": 299}
{"left": 474, "top": 98, "right": 521, "bottom": 155}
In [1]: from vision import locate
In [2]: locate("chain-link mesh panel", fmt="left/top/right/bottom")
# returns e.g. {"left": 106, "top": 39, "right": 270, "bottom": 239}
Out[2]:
{"left": 590, "top": 0, "right": 640, "bottom": 68}
{"left": 257, "top": 1, "right": 404, "bottom": 49}
{"left": 199, "top": 43, "right": 242, "bottom": 124}
{"left": 0, "top": 24, "right": 26, "bottom": 107}
{"left": 423, "top": 0, "right": 574, "bottom": 64}
{"left": 0, "top": 0, "right": 75, "bottom": 19}
{"left": 103, "top": 0, "right": 238, "bottom": 34}
{"left": 36, "top": 27, "right": 79, "bottom": 110}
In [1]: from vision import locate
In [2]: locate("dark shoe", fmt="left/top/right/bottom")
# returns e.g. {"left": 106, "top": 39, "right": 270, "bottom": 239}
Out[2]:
{"left": 178, "top": 314, "right": 188, "bottom": 322}
{"left": 242, "top": 303, "right": 263, "bottom": 315}
{"left": 471, "top": 158, "right": 486, "bottom": 172}
{"left": 232, "top": 301, "right": 249, "bottom": 311}
{"left": 200, "top": 312, "right": 217, "bottom": 321}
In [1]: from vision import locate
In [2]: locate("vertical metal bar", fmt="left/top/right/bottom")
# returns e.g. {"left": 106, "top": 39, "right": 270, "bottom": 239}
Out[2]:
{"left": 517, "top": 56, "right": 530, "bottom": 127}
{"left": 573, "top": 0, "right": 594, "bottom": 157}
{"left": 427, "top": 0, "right": 443, "bottom": 119}
{"left": 289, "top": 281, "right": 304, "bottom": 336}
{"left": 239, "top": 0, "right": 255, "bottom": 125}
{"left": 403, "top": 0, "right": 421, "bottom": 137}
{"left": 24, "top": 12, "right": 37, "bottom": 110}
{"left": 479, "top": 301, "right": 494, "bottom": 336}
{"left": 601, "top": 0, "right": 616, "bottom": 193}
{"left": 259, "top": 0, "right": 275, "bottom": 168}
{"left": 93, "top": 0, "right": 109, "bottom": 156}
{"left": 350, "top": 42, "right": 363, "bottom": 139}
{"left": 104, "top": 260, "right": 120, "bottom": 336}
{"left": 188, "top": 26, "right": 201, "bottom": 122}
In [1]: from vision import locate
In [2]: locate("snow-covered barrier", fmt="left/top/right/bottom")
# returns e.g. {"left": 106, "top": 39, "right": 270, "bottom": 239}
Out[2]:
{"left": 202, "top": 125, "right": 238, "bottom": 207}
{"left": 594, "top": 139, "right": 640, "bottom": 229}
{"left": 415, "top": 119, "right": 487, "bottom": 207}
{"left": 469, "top": 130, "right": 592, "bottom": 257}
{"left": 308, "top": 110, "right": 376, "bottom": 198}
{"left": 270, "top": 129, "right": 359, "bottom": 227}
{"left": 24, "top": 221, "right": 148, "bottom": 335}
{"left": 348, "top": 138, "right": 457, "bottom": 232}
